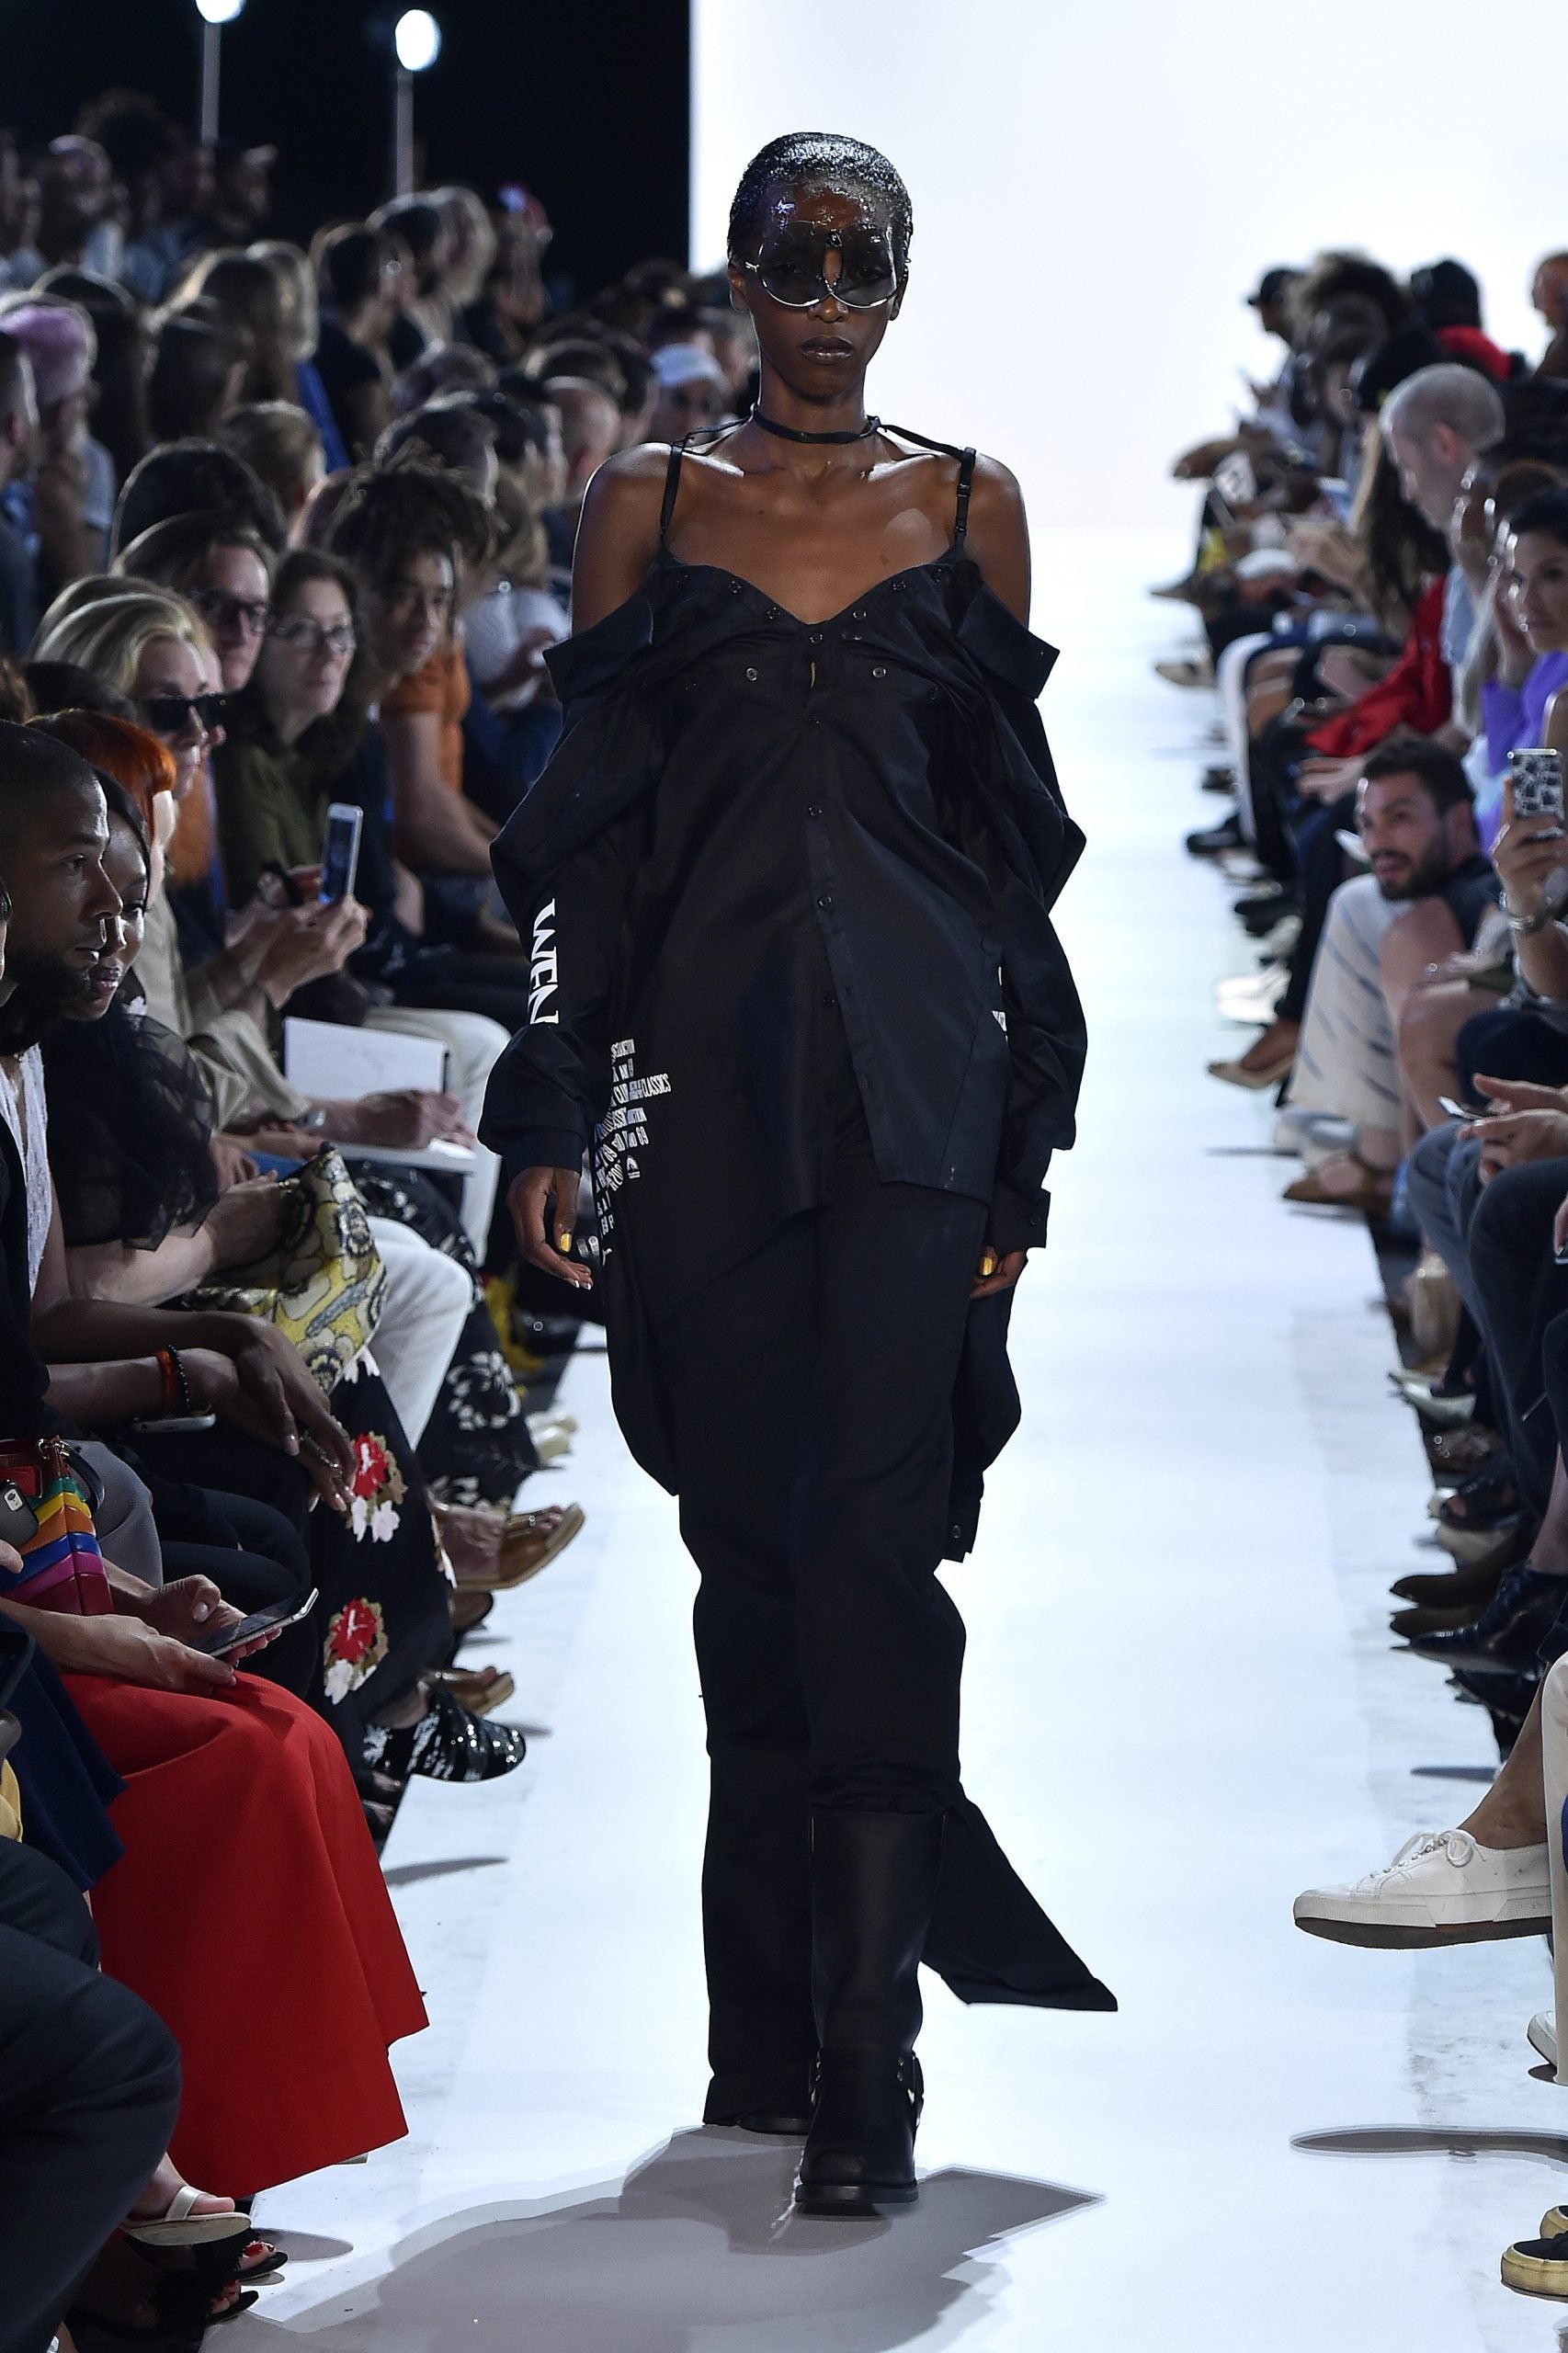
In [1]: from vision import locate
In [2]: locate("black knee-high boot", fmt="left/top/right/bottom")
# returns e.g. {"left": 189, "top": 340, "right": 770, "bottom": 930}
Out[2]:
{"left": 794, "top": 1808, "right": 945, "bottom": 2215}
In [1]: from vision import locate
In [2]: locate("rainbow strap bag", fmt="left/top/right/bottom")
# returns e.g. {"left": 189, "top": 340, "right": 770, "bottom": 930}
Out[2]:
{"left": 0, "top": 1437, "right": 114, "bottom": 1615}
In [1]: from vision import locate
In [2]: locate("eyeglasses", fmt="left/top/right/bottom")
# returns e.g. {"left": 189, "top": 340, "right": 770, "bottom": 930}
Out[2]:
{"left": 192, "top": 587, "right": 272, "bottom": 640}
{"left": 268, "top": 617, "right": 357, "bottom": 660}
{"left": 745, "top": 224, "right": 899, "bottom": 313}
{"left": 139, "top": 690, "right": 229, "bottom": 735}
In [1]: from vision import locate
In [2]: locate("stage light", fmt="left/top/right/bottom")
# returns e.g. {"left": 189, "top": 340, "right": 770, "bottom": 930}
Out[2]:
{"left": 195, "top": 0, "right": 245, "bottom": 142}
{"left": 393, "top": 9, "right": 441, "bottom": 72}
{"left": 391, "top": 11, "right": 441, "bottom": 197}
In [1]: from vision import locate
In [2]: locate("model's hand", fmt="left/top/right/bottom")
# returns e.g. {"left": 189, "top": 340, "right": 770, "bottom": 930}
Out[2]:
{"left": 509, "top": 1165, "right": 592, "bottom": 1290}
{"left": 970, "top": 1246, "right": 1028, "bottom": 1302}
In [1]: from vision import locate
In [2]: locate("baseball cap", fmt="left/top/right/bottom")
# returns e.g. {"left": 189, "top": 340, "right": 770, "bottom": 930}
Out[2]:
{"left": 1246, "top": 267, "right": 1300, "bottom": 310}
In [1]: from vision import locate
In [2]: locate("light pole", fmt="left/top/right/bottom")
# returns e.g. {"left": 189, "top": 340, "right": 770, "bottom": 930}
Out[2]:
{"left": 392, "top": 11, "right": 441, "bottom": 199}
{"left": 195, "top": 0, "right": 245, "bottom": 146}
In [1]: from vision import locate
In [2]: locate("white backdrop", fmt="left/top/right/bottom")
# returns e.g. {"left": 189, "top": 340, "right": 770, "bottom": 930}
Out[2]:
{"left": 691, "top": 0, "right": 1568, "bottom": 540}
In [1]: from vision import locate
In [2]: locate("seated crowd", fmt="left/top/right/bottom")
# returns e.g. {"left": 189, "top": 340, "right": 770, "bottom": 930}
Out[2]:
{"left": 1165, "top": 245, "right": 1568, "bottom": 2303}
{"left": 0, "top": 95, "right": 756, "bottom": 2352}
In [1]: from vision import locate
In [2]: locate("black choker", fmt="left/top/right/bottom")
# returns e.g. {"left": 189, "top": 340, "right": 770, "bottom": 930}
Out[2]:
{"left": 750, "top": 408, "right": 881, "bottom": 445}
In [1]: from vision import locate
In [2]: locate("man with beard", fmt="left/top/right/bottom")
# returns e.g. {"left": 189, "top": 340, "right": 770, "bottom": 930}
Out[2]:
{"left": 1278, "top": 737, "right": 1498, "bottom": 1209}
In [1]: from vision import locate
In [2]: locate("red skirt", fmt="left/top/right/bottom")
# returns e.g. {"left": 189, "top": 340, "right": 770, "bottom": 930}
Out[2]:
{"left": 63, "top": 1671, "right": 427, "bottom": 2193}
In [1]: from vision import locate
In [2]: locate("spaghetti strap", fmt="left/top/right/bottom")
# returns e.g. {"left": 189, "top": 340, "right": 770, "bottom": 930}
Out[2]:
{"left": 657, "top": 442, "right": 686, "bottom": 550}
{"left": 953, "top": 449, "right": 977, "bottom": 551}
{"left": 883, "top": 424, "right": 978, "bottom": 551}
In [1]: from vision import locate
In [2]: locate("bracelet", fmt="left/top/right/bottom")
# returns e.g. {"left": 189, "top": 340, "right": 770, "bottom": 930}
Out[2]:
{"left": 165, "top": 1347, "right": 193, "bottom": 1415}
{"left": 153, "top": 1347, "right": 179, "bottom": 1414}
{"left": 1506, "top": 903, "right": 1554, "bottom": 938}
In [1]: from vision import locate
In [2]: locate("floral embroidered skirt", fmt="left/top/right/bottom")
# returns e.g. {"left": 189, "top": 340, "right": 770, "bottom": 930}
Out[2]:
{"left": 348, "top": 1163, "right": 540, "bottom": 1509}
{"left": 127, "top": 1363, "right": 453, "bottom": 1772}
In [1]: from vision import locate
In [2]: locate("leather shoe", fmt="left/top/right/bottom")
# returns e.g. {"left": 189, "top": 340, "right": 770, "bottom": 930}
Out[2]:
{"left": 1186, "top": 813, "right": 1244, "bottom": 858}
{"left": 1405, "top": 1565, "right": 1568, "bottom": 1676}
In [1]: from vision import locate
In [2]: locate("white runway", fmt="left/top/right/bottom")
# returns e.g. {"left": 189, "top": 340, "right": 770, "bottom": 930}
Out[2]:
{"left": 240, "top": 540, "right": 1566, "bottom": 2351}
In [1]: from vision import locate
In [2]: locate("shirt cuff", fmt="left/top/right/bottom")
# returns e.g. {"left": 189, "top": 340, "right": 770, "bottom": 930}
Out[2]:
{"left": 988, "top": 1182, "right": 1050, "bottom": 1254}
{"left": 493, "top": 1127, "right": 587, "bottom": 1188}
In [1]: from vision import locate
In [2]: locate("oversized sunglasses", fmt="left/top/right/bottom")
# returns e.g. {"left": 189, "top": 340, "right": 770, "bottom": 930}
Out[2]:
{"left": 745, "top": 224, "right": 899, "bottom": 312}
{"left": 139, "top": 690, "right": 229, "bottom": 734}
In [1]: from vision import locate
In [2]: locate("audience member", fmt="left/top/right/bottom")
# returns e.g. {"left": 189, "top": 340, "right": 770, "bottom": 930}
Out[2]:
{"left": 1167, "top": 244, "right": 1568, "bottom": 2301}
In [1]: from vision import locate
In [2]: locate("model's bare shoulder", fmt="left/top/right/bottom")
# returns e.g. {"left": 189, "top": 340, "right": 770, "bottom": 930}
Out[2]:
{"left": 573, "top": 448, "right": 671, "bottom": 630}
{"left": 964, "top": 455, "right": 1031, "bottom": 623}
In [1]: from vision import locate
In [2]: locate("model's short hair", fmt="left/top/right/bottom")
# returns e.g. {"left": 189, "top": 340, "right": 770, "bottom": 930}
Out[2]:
{"left": 1360, "top": 733, "right": 1474, "bottom": 816}
{"left": 727, "top": 131, "right": 913, "bottom": 270}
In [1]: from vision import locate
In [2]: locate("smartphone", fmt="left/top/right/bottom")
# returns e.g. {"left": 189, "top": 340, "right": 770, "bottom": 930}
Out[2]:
{"left": 319, "top": 803, "right": 364, "bottom": 904}
{"left": 1508, "top": 748, "right": 1566, "bottom": 833}
{"left": 0, "top": 1480, "right": 40, "bottom": 1552}
{"left": 187, "top": 1586, "right": 319, "bottom": 1657}
{"left": 129, "top": 1413, "right": 218, "bottom": 1435}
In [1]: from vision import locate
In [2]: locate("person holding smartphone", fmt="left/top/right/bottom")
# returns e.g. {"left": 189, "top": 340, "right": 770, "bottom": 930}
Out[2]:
{"left": 482, "top": 132, "right": 1111, "bottom": 2216}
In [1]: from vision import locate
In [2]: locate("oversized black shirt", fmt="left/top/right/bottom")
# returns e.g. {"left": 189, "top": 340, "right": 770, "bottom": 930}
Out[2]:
{"left": 481, "top": 516, "right": 1086, "bottom": 1542}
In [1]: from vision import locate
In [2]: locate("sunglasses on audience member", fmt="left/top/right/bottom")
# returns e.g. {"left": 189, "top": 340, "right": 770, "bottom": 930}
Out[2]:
{"left": 744, "top": 224, "right": 899, "bottom": 311}
{"left": 191, "top": 587, "right": 272, "bottom": 639}
{"left": 139, "top": 690, "right": 230, "bottom": 733}
{"left": 267, "top": 617, "right": 358, "bottom": 659}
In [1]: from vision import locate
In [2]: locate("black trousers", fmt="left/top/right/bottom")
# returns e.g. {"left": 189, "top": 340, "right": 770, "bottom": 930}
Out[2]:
{"left": 1457, "top": 1005, "right": 1568, "bottom": 1097}
{"left": 1467, "top": 1155, "right": 1568, "bottom": 1516}
{"left": 658, "top": 1114, "right": 984, "bottom": 2115}
{"left": 652, "top": 1051, "right": 1113, "bottom": 2119}
{"left": 0, "top": 1841, "right": 181, "bottom": 2353}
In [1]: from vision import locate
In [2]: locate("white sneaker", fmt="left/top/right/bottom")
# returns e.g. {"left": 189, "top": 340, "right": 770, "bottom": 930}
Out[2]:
{"left": 1529, "top": 2011, "right": 1558, "bottom": 2070}
{"left": 1293, "top": 1830, "right": 1551, "bottom": 1948}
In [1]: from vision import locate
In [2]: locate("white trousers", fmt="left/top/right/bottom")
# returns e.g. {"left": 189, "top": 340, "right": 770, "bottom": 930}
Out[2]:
{"left": 1286, "top": 874, "right": 1404, "bottom": 1132}
{"left": 1218, "top": 631, "right": 1275, "bottom": 847}
{"left": 366, "top": 1214, "right": 472, "bottom": 1445}
{"left": 364, "top": 1005, "right": 507, "bottom": 1254}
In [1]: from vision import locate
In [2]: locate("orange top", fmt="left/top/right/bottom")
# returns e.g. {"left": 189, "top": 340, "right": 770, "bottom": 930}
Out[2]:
{"left": 382, "top": 639, "right": 472, "bottom": 796}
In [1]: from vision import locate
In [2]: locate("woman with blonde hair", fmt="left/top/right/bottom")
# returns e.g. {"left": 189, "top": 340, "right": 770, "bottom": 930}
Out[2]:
{"left": 30, "top": 584, "right": 226, "bottom": 882}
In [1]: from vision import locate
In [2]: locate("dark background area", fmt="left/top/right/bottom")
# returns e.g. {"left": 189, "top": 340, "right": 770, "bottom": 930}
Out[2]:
{"left": 3, "top": 0, "right": 691, "bottom": 301}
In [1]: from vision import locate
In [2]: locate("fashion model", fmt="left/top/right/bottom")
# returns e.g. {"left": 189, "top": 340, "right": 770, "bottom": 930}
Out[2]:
{"left": 482, "top": 130, "right": 1113, "bottom": 2216}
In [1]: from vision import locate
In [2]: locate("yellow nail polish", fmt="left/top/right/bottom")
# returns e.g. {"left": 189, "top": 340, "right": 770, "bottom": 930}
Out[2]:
{"left": 979, "top": 1250, "right": 997, "bottom": 1278}
{"left": 557, "top": 1233, "right": 572, "bottom": 1251}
